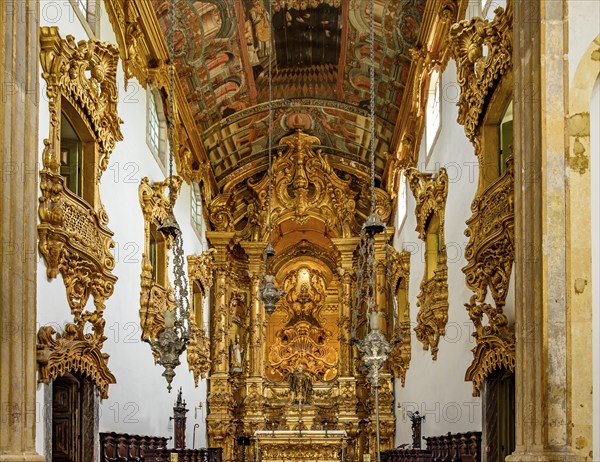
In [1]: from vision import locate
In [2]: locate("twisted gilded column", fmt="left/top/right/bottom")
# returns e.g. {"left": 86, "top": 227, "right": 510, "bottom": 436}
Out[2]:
{"left": 508, "top": 2, "right": 584, "bottom": 460}
{"left": 0, "top": 2, "right": 44, "bottom": 460}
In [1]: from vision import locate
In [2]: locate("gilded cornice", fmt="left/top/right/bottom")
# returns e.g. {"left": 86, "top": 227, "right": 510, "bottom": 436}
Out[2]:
{"left": 37, "top": 27, "right": 121, "bottom": 397}
{"left": 103, "top": 0, "right": 217, "bottom": 192}
{"left": 39, "top": 26, "right": 123, "bottom": 172}
{"left": 406, "top": 168, "right": 449, "bottom": 360}
{"left": 449, "top": 0, "right": 513, "bottom": 142}
{"left": 463, "top": 157, "right": 515, "bottom": 395}
{"left": 248, "top": 130, "right": 357, "bottom": 238}
{"left": 388, "top": 0, "right": 468, "bottom": 169}
{"left": 406, "top": 168, "right": 448, "bottom": 240}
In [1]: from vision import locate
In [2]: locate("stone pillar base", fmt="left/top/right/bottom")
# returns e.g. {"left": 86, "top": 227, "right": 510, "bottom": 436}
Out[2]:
{"left": 507, "top": 449, "right": 585, "bottom": 462}
{"left": 0, "top": 454, "right": 46, "bottom": 462}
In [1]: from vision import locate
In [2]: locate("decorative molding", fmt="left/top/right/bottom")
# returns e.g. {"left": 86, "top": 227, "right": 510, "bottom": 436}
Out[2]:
{"left": 37, "top": 325, "right": 116, "bottom": 399}
{"left": 449, "top": 0, "right": 513, "bottom": 142}
{"left": 103, "top": 0, "right": 217, "bottom": 193}
{"left": 449, "top": 1, "right": 516, "bottom": 395}
{"left": 37, "top": 27, "right": 122, "bottom": 396}
{"left": 387, "top": 247, "right": 411, "bottom": 385}
{"left": 138, "top": 176, "right": 182, "bottom": 350}
{"left": 248, "top": 130, "right": 357, "bottom": 238}
{"left": 267, "top": 268, "right": 339, "bottom": 382}
{"left": 463, "top": 157, "right": 515, "bottom": 396}
{"left": 406, "top": 168, "right": 449, "bottom": 360}
{"left": 186, "top": 250, "right": 216, "bottom": 385}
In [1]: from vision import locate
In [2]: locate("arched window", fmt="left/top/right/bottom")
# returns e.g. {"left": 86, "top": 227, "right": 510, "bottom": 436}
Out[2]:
{"left": 425, "top": 70, "right": 441, "bottom": 155}
{"left": 147, "top": 86, "right": 168, "bottom": 170}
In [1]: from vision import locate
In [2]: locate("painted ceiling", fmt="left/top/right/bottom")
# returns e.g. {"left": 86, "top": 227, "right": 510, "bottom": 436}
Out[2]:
{"left": 152, "top": 0, "right": 426, "bottom": 189}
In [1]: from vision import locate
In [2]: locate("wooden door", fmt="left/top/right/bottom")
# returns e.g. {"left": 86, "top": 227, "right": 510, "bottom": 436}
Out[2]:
{"left": 52, "top": 374, "right": 82, "bottom": 462}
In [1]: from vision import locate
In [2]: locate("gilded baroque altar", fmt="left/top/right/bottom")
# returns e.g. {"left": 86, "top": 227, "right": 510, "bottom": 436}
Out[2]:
{"left": 195, "top": 131, "right": 408, "bottom": 462}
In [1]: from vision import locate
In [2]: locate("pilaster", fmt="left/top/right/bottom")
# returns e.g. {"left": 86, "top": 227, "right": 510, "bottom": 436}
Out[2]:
{"left": 508, "top": 1, "right": 584, "bottom": 460}
{"left": 0, "top": 2, "right": 44, "bottom": 460}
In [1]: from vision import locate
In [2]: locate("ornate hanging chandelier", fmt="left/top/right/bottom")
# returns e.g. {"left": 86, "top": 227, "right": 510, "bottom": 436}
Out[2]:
{"left": 351, "top": 0, "right": 398, "bottom": 460}
{"left": 147, "top": 0, "right": 191, "bottom": 392}
{"left": 259, "top": 5, "right": 284, "bottom": 315}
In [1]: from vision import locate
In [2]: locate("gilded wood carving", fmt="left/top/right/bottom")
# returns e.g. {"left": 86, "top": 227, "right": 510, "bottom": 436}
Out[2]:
{"left": 37, "top": 27, "right": 122, "bottom": 397}
{"left": 138, "top": 176, "right": 182, "bottom": 351}
{"left": 449, "top": 0, "right": 513, "bottom": 143}
{"left": 249, "top": 130, "right": 356, "bottom": 238}
{"left": 450, "top": 2, "right": 516, "bottom": 395}
{"left": 463, "top": 157, "right": 516, "bottom": 396}
{"left": 406, "top": 168, "right": 449, "bottom": 360}
{"left": 186, "top": 250, "right": 216, "bottom": 385}
{"left": 103, "top": 0, "right": 216, "bottom": 193}
{"left": 387, "top": 246, "right": 411, "bottom": 385}
{"left": 267, "top": 268, "right": 339, "bottom": 382}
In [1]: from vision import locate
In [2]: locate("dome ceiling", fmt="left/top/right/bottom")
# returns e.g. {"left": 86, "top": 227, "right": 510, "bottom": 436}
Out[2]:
{"left": 152, "top": 0, "right": 427, "bottom": 188}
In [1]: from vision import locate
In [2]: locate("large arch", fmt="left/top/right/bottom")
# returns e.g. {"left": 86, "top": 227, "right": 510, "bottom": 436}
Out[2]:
{"left": 566, "top": 34, "right": 600, "bottom": 460}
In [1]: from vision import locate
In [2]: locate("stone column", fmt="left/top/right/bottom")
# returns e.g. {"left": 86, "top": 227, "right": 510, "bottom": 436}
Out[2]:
{"left": 0, "top": 2, "right": 44, "bottom": 461}
{"left": 507, "top": 2, "right": 583, "bottom": 461}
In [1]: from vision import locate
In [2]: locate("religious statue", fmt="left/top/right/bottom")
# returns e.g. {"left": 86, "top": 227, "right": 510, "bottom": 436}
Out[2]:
{"left": 407, "top": 411, "right": 425, "bottom": 449}
{"left": 289, "top": 364, "right": 314, "bottom": 405}
{"left": 230, "top": 334, "right": 244, "bottom": 372}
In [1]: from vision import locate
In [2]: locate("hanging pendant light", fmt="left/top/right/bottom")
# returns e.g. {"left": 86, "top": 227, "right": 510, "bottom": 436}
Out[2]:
{"left": 350, "top": 1, "right": 396, "bottom": 461}
{"left": 259, "top": 4, "right": 284, "bottom": 316}
{"left": 147, "top": 0, "right": 192, "bottom": 392}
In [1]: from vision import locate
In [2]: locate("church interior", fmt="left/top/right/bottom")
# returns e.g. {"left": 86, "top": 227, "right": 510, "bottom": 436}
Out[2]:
{"left": 0, "top": 0, "right": 599, "bottom": 462}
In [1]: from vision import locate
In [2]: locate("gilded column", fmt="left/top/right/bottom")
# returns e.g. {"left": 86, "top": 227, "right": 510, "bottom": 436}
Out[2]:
{"left": 240, "top": 242, "right": 267, "bottom": 378}
{"left": 508, "top": 2, "right": 583, "bottom": 461}
{"left": 0, "top": 2, "right": 44, "bottom": 461}
{"left": 205, "top": 232, "right": 235, "bottom": 461}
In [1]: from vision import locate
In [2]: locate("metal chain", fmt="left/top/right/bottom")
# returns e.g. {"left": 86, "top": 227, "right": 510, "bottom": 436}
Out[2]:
{"left": 168, "top": 0, "right": 175, "bottom": 208}
{"left": 369, "top": 0, "right": 376, "bottom": 214}
{"left": 168, "top": 0, "right": 190, "bottom": 334}
{"left": 267, "top": 0, "right": 274, "bottom": 237}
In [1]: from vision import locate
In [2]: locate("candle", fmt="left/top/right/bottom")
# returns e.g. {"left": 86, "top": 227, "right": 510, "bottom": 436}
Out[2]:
{"left": 369, "top": 311, "right": 381, "bottom": 331}
{"left": 164, "top": 309, "right": 176, "bottom": 328}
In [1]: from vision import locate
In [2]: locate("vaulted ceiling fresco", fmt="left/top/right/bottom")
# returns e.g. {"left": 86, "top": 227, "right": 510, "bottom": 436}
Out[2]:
{"left": 152, "top": 0, "right": 428, "bottom": 190}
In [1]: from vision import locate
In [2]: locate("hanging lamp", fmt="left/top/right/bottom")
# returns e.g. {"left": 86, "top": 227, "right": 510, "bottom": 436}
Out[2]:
{"left": 259, "top": 3, "right": 284, "bottom": 315}
{"left": 350, "top": 1, "right": 396, "bottom": 461}
{"left": 147, "top": 0, "right": 192, "bottom": 392}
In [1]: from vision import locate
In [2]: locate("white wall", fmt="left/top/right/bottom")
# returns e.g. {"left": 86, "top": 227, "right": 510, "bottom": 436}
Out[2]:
{"left": 393, "top": 59, "right": 482, "bottom": 445}
{"left": 591, "top": 77, "right": 599, "bottom": 462}
{"left": 36, "top": 0, "right": 209, "bottom": 454}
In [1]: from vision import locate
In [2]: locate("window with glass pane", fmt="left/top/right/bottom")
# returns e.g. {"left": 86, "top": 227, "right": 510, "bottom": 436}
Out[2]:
{"left": 191, "top": 184, "right": 203, "bottom": 235}
{"left": 425, "top": 215, "right": 440, "bottom": 281}
{"left": 60, "top": 114, "right": 82, "bottom": 196}
{"left": 397, "top": 173, "right": 407, "bottom": 228}
{"left": 426, "top": 71, "right": 441, "bottom": 154}
{"left": 148, "top": 93, "right": 160, "bottom": 154}
{"left": 499, "top": 100, "right": 513, "bottom": 176}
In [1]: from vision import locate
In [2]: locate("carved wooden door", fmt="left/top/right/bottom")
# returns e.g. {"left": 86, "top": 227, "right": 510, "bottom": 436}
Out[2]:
{"left": 52, "top": 374, "right": 82, "bottom": 462}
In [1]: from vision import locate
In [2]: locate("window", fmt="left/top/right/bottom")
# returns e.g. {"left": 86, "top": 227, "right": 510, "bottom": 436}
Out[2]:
{"left": 397, "top": 172, "right": 407, "bottom": 231}
{"left": 149, "top": 224, "right": 166, "bottom": 286}
{"left": 70, "top": 0, "right": 99, "bottom": 36}
{"left": 60, "top": 114, "right": 82, "bottom": 196}
{"left": 147, "top": 87, "right": 168, "bottom": 170}
{"left": 192, "top": 281, "right": 206, "bottom": 331}
{"left": 425, "top": 215, "right": 440, "bottom": 281}
{"left": 59, "top": 106, "right": 96, "bottom": 205}
{"left": 499, "top": 100, "right": 513, "bottom": 176}
{"left": 425, "top": 70, "right": 441, "bottom": 155}
{"left": 191, "top": 183, "right": 204, "bottom": 238}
